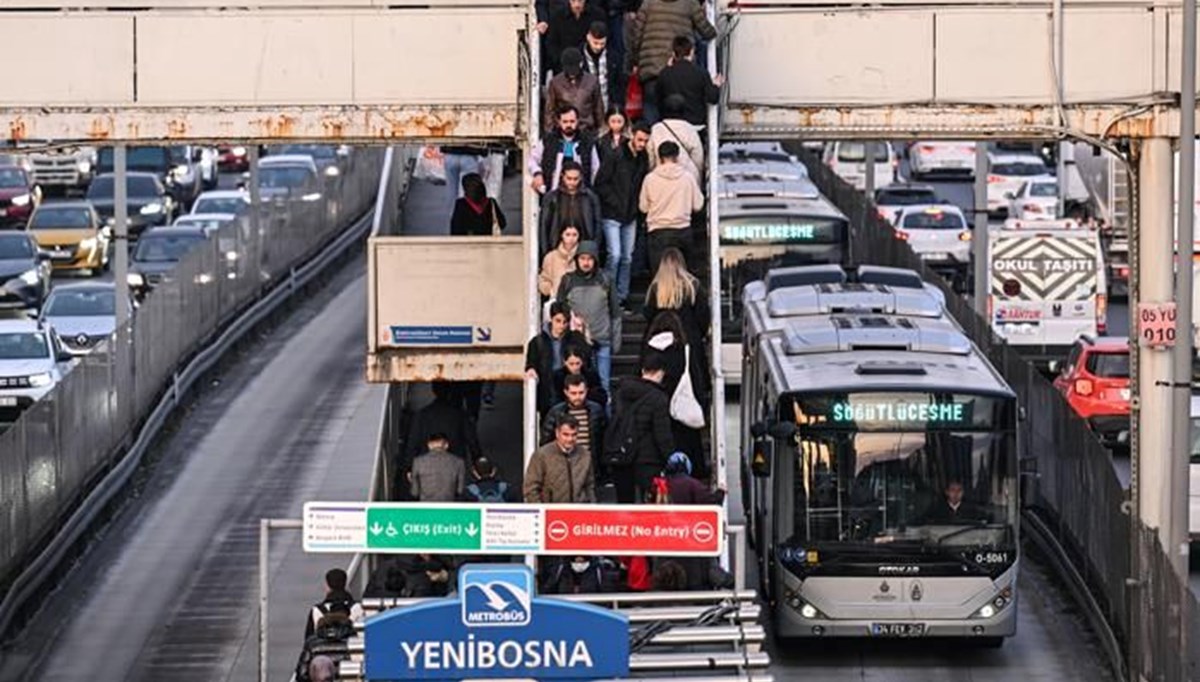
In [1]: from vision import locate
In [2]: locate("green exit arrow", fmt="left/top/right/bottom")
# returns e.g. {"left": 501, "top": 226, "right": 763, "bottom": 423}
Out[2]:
{"left": 365, "top": 507, "right": 483, "bottom": 552}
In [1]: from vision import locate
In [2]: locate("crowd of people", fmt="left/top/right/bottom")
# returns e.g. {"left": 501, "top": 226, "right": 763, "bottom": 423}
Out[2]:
{"left": 296, "top": 7, "right": 728, "bottom": 676}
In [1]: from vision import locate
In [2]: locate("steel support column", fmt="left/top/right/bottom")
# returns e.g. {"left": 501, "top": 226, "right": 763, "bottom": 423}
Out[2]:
{"left": 1134, "top": 138, "right": 1176, "bottom": 536}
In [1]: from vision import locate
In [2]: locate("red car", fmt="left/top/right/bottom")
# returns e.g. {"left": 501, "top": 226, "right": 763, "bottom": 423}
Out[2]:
{"left": 1052, "top": 335, "right": 1130, "bottom": 448}
{"left": 0, "top": 165, "right": 41, "bottom": 228}
{"left": 217, "top": 145, "right": 250, "bottom": 172}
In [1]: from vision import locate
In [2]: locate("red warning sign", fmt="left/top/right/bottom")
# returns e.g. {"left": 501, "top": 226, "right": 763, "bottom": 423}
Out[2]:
{"left": 542, "top": 505, "right": 723, "bottom": 556}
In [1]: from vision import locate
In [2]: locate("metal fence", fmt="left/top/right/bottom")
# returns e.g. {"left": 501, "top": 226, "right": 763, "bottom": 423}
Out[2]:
{"left": 791, "top": 145, "right": 1197, "bottom": 680}
{"left": 0, "top": 149, "right": 383, "bottom": 591}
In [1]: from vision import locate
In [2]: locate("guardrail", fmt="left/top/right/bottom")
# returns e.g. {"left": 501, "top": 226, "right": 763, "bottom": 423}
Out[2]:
{"left": 0, "top": 147, "right": 386, "bottom": 639}
{"left": 791, "top": 145, "right": 1140, "bottom": 680}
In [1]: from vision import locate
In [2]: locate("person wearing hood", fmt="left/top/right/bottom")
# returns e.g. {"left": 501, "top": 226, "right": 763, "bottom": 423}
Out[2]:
{"left": 594, "top": 120, "right": 651, "bottom": 309}
{"left": 609, "top": 352, "right": 675, "bottom": 503}
{"left": 639, "top": 140, "right": 704, "bottom": 272}
{"left": 648, "top": 94, "right": 704, "bottom": 181}
{"left": 628, "top": 0, "right": 716, "bottom": 123}
{"left": 557, "top": 240, "right": 619, "bottom": 396}
{"left": 526, "top": 301, "right": 591, "bottom": 416}
{"left": 545, "top": 47, "right": 606, "bottom": 134}
{"left": 540, "top": 159, "right": 603, "bottom": 259}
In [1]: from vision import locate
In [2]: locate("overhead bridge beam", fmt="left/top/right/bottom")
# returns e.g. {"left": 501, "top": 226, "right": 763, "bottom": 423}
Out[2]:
{"left": 0, "top": 104, "right": 519, "bottom": 144}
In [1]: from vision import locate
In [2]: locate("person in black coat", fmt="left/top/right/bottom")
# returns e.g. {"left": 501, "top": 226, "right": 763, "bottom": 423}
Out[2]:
{"left": 403, "top": 383, "right": 481, "bottom": 468}
{"left": 655, "top": 36, "right": 723, "bottom": 128}
{"left": 593, "top": 121, "right": 651, "bottom": 306}
{"left": 450, "top": 173, "right": 507, "bottom": 236}
{"left": 610, "top": 353, "right": 675, "bottom": 503}
{"left": 540, "top": 160, "right": 603, "bottom": 259}
{"left": 642, "top": 247, "right": 711, "bottom": 406}
{"left": 547, "top": 0, "right": 606, "bottom": 74}
{"left": 525, "top": 301, "right": 592, "bottom": 416}
{"left": 551, "top": 345, "right": 609, "bottom": 408}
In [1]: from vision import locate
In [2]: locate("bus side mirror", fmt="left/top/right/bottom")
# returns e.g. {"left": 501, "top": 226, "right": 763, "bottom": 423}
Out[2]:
{"left": 749, "top": 440, "right": 773, "bottom": 478}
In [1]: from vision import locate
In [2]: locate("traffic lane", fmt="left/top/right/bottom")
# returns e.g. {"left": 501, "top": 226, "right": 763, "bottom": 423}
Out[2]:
{"left": 1107, "top": 301, "right": 1130, "bottom": 338}
{"left": 13, "top": 261, "right": 377, "bottom": 682}
{"left": 723, "top": 401, "right": 1116, "bottom": 681}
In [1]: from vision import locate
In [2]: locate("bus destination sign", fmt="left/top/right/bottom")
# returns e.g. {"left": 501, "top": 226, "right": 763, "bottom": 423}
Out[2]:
{"left": 720, "top": 222, "right": 837, "bottom": 244}
{"left": 829, "top": 400, "right": 973, "bottom": 427}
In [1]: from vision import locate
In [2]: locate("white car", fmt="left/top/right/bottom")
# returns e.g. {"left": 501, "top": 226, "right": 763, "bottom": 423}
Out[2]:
{"left": 822, "top": 141, "right": 896, "bottom": 190}
{"left": 192, "top": 189, "right": 251, "bottom": 217}
{"left": 908, "top": 141, "right": 977, "bottom": 178}
{"left": 987, "top": 153, "right": 1050, "bottom": 217}
{"left": 873, "top": 183, "right": 939, "bottom": 225}
{"left": 173, "top": 212, "right": 238, "bottom": 236}
{"left": 893, "top": 204, "right": 972, "bottom": 287}
{"left": 40, "top": 282, "right": 127, "bottom": 356}
{"left": 1005, "top": 176, "right": 1059, "bottom": 221}
{"left": 0, "top": 318, "right": 73, "bottom": 421}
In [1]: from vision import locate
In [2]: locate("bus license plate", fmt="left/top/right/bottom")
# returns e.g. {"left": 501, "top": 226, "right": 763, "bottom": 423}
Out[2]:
{"left": 871, "top": 623, "right": 926, "bottom": 637}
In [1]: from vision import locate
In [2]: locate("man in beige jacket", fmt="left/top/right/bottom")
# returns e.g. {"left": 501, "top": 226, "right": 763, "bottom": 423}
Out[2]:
{"left": 524, "top": 414, "right": 596, "bottom": 503}
{"left": 639, "top": 140, "right": 704, "bottom": 271}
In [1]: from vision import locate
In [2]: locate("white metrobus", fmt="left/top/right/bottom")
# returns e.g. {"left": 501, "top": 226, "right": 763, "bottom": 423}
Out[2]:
{"left": 739, "top": 266, "right": 1020, "bottom": 646}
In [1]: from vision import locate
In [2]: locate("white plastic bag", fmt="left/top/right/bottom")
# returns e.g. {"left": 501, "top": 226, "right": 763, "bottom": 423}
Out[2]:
{"left": 414, "top": 146, "right": 446, "bottom": 184}
{"left": 670, "top": 346, "right": 706, "bottom": 429}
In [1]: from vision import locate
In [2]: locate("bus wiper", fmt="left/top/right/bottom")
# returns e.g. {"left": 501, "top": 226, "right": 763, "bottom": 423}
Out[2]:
{"left": 934, "top": 523, "right": 1007, "bottom": 545}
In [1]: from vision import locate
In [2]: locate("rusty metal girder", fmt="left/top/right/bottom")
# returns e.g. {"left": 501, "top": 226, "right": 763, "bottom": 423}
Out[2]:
{"left": 0, "top": 104, "right": 519, "bottom": 143}
{"left": 366, "top": 349, "right": 525, "bottom": 383}
{"left": 721, "top": 103, "right": 1175, "bottom": 140}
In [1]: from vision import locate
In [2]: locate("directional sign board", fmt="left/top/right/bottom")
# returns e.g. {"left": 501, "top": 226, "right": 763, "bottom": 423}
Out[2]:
{"left": 303, "top": 502, "right": 723, "bottom": 556}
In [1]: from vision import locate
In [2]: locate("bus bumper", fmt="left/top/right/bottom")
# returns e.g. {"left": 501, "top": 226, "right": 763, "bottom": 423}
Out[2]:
{"left": 774, "top": 601, "right": 1017, "bottom": 639}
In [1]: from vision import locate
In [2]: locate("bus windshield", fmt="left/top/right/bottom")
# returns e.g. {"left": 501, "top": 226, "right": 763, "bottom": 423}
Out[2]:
{"left": 779, "top": 392, "right": 1017, "bottom": 553}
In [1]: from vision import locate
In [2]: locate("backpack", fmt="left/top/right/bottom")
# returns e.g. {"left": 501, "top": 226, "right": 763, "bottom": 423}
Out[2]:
{"left": 465, "top": 480, "right": 510, "bottom": 503}
{"left": 602, "top": 391, "right": 654, "bottom": 468}
{"left": 295, "top": 612, "right": 355, "bottom": 681}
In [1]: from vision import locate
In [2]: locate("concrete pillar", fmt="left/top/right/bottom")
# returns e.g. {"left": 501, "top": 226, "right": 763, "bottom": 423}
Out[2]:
{"left": 1134, "top": 137, "right": 1176, "bottom": 533}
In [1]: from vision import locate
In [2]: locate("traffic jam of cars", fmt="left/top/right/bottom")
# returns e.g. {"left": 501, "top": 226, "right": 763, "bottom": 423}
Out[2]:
{"left": 0, "top": 143, "right": 348, "bottom": 425}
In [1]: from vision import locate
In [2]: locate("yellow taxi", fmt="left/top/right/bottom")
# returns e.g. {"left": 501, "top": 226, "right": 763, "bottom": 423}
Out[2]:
{"left": 27, "top": 202, "right": 110, "bottom": 274}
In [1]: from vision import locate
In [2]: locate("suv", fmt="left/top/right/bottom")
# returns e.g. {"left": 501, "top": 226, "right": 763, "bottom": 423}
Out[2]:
{"left": 0, "top": 318, "right": 72, "bottom": 424}
{"left": 1051, "top": 336, "right": 1130, "bottom": 449}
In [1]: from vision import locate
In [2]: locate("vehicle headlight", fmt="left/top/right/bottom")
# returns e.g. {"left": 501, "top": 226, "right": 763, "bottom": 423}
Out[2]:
{"left": 139, "top": 203, "right": 163, "bottom": 215}
{"left": 19, "top": 268, "right": 39, "bottom": 285}
{"left": 302, "top": 192, "right": 322, "bottom": 202}
{"left": 225, "top": 250, "right": 239, "bottom": 262}
{"left": 172, "top": 164, "right": 189, "bottom": 177}
{"left": 973, "top": 587, "right": 1012, "bottom": 618}
{"left": 324, "top": 166, "right": 340, "bottom": 177}
{"left": 77, "top": 159, "right": 91, "bottom": 174}
{"left": 10, "top": 194, "right": 31, "bottom": 207}
{"left": 28, "top": 372, "right": 52, "bottom": 388}
{"left": 79, "top": 237, "right": 97, "bottom": 251}
{"left": 127, "top": 272, "right": 144, "bottom": 287}
{"left": 232, "top": 146, "right": 247, "bottom": 156}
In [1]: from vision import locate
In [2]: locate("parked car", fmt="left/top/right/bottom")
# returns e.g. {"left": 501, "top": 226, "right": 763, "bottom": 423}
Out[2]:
{"left": 0, "top": 318, "right": 74, "bottom": 425}
{"left": 0, "top": 232, "right": 51, "bottom": 311}
{"left": 27, "top": 202, "right": 109, "bottom": 274}
{"left": 86, "top": 172, "right": 176, "bottom": 237}
{"left": 1051, "top": 335, "right": 1130, "bottom": 449}
{"left": 127, "top": 225, "right": 211, "bottom": 298}
{"left": 0, "top": 165, "right": 41, "bottom": 228}
{"left": 40, "top": 282, "right": 126, "bottom": 356}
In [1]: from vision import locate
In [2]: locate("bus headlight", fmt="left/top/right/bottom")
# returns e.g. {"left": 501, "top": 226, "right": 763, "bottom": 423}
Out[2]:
{"left": 783, "top": 589, "right": 825, "bottom": 619}
{"left": 973, "top": 587, "right": 1012, "bottom": 618}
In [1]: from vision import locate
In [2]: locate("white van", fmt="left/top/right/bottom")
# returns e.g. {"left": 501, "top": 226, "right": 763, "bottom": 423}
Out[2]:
{"left": 822, "top": 142, "right": 896, "bottom": 191}
{"left": 989, "top": 220, "right": 1107, "bottom": 369}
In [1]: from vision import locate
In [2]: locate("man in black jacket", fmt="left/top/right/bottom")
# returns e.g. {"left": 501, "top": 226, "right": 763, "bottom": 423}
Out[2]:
{"left": 610, "top": 353, "right": 675, "bottom": 503}
{"left": 540, "top": 159, "right": 604, "bottom": 259}
{"left": 529, "top": 105, "right": 602, "bottom": 195}
{"left": 581, "top": 21, "right": 623, "bottom": 111}
{"left": 404, "top": 383, "right": 481, "bottom": 468}
{"left": 548, "top": 0, "right": 606, "bottom": 75}
{"left": 655, "top": 36, "right": 724, "bottom": 128}
{"left": 525, "top": 301, "right": 591, "bottom": 416}
{"left": 594, "top": 121, "right": 650, "bottom": 308}
{"left": 541, "top": 373, "right": 606, "bottom": 453}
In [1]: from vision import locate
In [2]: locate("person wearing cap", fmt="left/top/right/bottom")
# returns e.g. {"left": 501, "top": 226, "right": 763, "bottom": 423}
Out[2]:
{"left": 545, "top": 47, "right": 606, "bottom": 134}
{"left": 557, "top": 240, "right": 619, "bottom": 396}
{"left": 409, "top": 433, "right": 468, "bottom": 502}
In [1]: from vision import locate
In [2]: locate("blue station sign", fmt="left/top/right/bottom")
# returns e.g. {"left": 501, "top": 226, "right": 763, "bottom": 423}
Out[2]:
{"left": 364, "top": 564, "right": 630, "bottom": 681}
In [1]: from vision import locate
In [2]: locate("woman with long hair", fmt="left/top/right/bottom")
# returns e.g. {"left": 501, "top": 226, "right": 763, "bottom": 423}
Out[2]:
{"left": 596, "top": 106, "right": 628, "bottom": 164}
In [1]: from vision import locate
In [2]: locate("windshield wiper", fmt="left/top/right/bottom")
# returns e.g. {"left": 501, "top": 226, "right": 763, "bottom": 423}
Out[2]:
{"left": 935, "top": 523, "right": 1008, "bottom": 545}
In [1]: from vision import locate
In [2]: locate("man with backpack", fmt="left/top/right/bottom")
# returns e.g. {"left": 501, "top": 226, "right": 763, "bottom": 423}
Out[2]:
{"left": 605, "top": 353, "right": 674, "bottom": 503}
{"left": 464, "top": 457, "right": 519, "bottom": 503}
{"left": 296, "top": 568, "right": 362, "bottom": 680}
